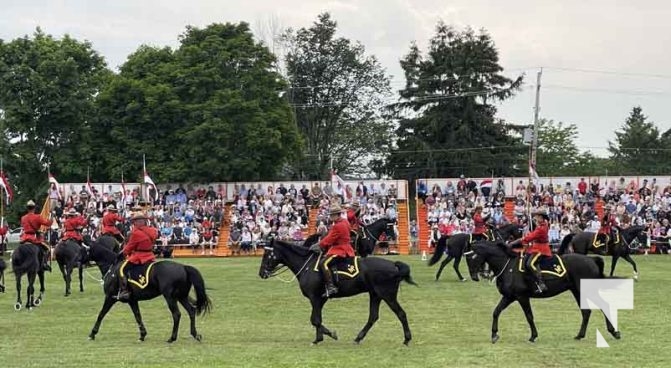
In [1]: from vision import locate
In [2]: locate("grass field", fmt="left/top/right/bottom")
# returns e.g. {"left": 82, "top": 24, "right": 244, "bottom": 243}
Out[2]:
{"left": 1, "top": 254, "right": 670, "bottom": 368}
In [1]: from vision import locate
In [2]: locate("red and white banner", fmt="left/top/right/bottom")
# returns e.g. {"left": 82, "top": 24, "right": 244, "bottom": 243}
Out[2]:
{"left": 0, "top": 170, "right": 13, "bottom": 204}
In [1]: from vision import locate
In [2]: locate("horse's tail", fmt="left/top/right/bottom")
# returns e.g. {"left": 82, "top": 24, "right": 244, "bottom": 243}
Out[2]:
{"left": 558, "top": 233, "right": 575, "bottom": 255}
{"left": 428, "top": 236, "right": 447, "bottom": 266}
{"left": 185, "top": 265, "right": 212, "bottom": 316}
{"left": 592, "top": 256, "right": 606, "bottom": 278}
{"left": 395, "top": 261, "right": 419, "bottom": 287}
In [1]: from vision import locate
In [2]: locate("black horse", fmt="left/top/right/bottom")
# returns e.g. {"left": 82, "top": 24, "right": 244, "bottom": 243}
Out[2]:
{"left": 54, "top": 239, "right": 89, "bottom": 296}
{"left": 11, "top": 243, "right": 49, "bottom": 310}
{"left": 428, "top": 224, "right": 523, "bottom": 281}
{"left": 465, "top": 242, "right": 621, "bottom": 343}
{"left": 558, "top": 226, "right": 647, "bottom": 279}
{"left": 355, "top": 217, "right": 396, "bottom": 257}
{"left": 259, "top": 237, "right": 417, "bottom": 345}
{"left": 94, "top": 234, "right": 122, "bottom": 253}
{"left": 88, "top": 248, "right": 212, "bottom": 342}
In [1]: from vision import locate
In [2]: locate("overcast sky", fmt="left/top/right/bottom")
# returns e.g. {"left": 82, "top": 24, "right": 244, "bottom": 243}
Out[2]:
{"left": 2, "top": 0, "right": 670, "bottom": 158}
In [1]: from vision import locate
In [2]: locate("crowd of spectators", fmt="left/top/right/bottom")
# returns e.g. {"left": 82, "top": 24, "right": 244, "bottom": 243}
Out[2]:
{"left": 417, "top": 176, "right": 671, "bottom": 254}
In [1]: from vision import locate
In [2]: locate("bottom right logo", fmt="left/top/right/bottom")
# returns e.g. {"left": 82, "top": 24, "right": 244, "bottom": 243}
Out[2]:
{"left": 580, "top": 279, "right": 634, "bottom": 348}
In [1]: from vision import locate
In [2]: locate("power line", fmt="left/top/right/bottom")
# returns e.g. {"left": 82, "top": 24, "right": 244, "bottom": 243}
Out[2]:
{"left": 543, "top": 84, "right": 671, "bottom": 96}
{"left": 545, "top": 66, "right": 671, "bottom": 80}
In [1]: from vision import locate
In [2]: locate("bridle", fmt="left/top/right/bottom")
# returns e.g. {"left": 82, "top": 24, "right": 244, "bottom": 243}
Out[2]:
{"left": 262, "top": 246, "right": 314, "bottom": 283}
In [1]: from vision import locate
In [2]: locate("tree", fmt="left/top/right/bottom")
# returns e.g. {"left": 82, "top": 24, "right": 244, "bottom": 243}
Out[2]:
{"left": 535, "top": 119, "right": 581, "bottom": 175}
{"left": 385, "top": 23, "right": 525, "bottom": 181}
{"left": 283, "top": 13, "right": 393, "bottom": 179}
{"left": 93, "top": 23, "right": 302, "bottom": 182}
{"left": 0, "top": 29, "right": 109, "bottom": 219}
{"left": 608, "top": 106, "right": 663, "bottom": 175}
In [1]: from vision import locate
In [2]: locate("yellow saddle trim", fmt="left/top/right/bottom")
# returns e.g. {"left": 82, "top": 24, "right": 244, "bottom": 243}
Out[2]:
{"left": 517, "top": 253, "right": 567, "bottom": 278}
{"left": 119, "top": 260, "right": 156, "bottom": 289}
{"left": 313, "top": 254, "right": 360, "bottom": 278}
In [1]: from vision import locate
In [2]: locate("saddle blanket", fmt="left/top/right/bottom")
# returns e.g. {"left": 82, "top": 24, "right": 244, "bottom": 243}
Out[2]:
{"left": 517, "top": 254, "right": 567, "bottom": 278}
{"left": 313, "top": 255, "right": 360, "bottom": 278}
{"left": 120, "top": 260, "right": 156, "bottom": 289}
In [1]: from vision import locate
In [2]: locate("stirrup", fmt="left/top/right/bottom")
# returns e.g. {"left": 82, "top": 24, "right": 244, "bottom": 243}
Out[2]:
{"left": 322, "top": 286, "right": 338, "bottom": 298}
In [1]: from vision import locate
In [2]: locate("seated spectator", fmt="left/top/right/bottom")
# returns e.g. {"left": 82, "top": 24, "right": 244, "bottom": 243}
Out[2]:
{"left": 229, "top": 227, "right": 242, "bottom": 256}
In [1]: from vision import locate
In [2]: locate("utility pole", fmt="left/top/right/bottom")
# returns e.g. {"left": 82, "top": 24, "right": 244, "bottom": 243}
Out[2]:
{"left": 527, "top": 68, "right": 543, "bottom": 230}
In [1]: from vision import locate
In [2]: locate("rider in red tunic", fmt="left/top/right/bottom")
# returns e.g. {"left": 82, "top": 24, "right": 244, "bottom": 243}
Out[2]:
{"left": 20, "top": 200, "right": 53, "bottom": 271}
{"left": 61, "top": 208, "right": 87, "bottom": 245}
{"left": 471, "top": 205, "right": 491, "bottom": 242}
{"left": 309, "top": 204, "right": 354, "bottom": 297}
{"left": 101, "top": 204, "right": 125, "bottom": 244}
{"left": 117, "top": 212, "right": 158, "bottom": 301}
{"left": 596, "top": 205, "right": 618, "bottom": 247}
{"left": 510, "top": 210, "right": 552, "bottom": 294}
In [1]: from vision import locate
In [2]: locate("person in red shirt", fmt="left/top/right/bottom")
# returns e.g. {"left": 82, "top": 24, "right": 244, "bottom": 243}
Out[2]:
{"left": 578, "top": 178, "right": 588, "bottom": 196}
{"left": 471, "top": 206, "right": 491, "bottom": 242}
{"left": 61, "top": 208, "right": 87, "bottom": 245}
{"left": 509, "top": 210, "right": 552, "bottom": 294}
{"left": 596, "top": 205, "right": 618, "bottom": 248}
{"left": 20, "top": 200, "right": 53, "bottom": 271}
{"left": 116, "top": 212, "right": 158, "bottom": 302}
{"left": 309, "top": 204, "right": 354, "bottom": 297}
{"left": 101, "top": 204, "right": 125, "bottom": 244}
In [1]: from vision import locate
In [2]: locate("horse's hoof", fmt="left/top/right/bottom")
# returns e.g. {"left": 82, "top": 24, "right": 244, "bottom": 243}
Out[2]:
{"left": 403, "top": 339, "right": 411, "bottom": 346}
{"left": 14, "top": 303, "right": 22, "bottom": 311}
{"left": 611, "top": 331, "right": 621, "bottom": 340}
{"left": 353, "top": 339, "right": 361, "bottom": 345}
{"left": 633, "top": 272, "right": 639, "bottom": 281}
{"left": 193, "top": 334, "right": 202, "bottom": 342}
{"left": 88, "top": 335, "right": 95, "bottom": 341}
{"left": 459, "top": 278, "right": 467, "bottom": 282}
{"left": 65, "top": 293, "right": 70, "bottom": 297}
{"left": 139, "top": 335, "right": 146, "bottom": 342}
{"left": 491, "top": 335, "right": 500, "bottom": 344}
{"left": 574, "top": 335, "right": 585, "bottom": 340}
{"left": 34, "top": 297, "right": 42, "bottom": 307}
{"left": 166, "top": 338, "right": 176, "bottom": 343}
{"left": 330, "top": 331, "right": 338, "bottom": 341}
{"left": 529, "top": 336, "right": 537, "bottom": 343}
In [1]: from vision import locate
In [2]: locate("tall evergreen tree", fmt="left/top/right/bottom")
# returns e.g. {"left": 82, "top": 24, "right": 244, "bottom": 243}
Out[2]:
{"left": 385, "top": 23, "right": 525, "bottom": 180}
{"left": 608, "top": 106, "right": 663, "bottom": 175}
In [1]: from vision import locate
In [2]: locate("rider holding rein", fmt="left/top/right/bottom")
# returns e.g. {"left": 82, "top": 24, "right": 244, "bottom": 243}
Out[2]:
{"left": 471, "top": 205, "right": 491, "bottom": 242}
{"left": 309, "top": 204, "right": 354, "bottom": 297}
{"left": 101, "top": 204, "right": 125, "bottom": 245}
{"left": 20, "top": 200, "right": 53, "bottom": 272}
{"left": 61, "top": 208, "right": 87, "bottom": 246}
{"left": 116, "top": 212, "right": 158, "bottom": 302}
{"left": 508, "top": 210, "right": 551, "bottom": 294}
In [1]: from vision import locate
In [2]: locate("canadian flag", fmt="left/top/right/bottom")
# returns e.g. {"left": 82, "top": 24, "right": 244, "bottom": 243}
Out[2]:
{"left": 0, "top": 170, "right": 13, "bottom": 204}
{"left": 48, "top": 173, "right": 62, "bottom": 199}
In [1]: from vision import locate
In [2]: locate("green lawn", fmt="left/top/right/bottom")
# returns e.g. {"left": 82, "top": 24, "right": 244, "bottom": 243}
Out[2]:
{"left": 1, "top": 254, "right": 670, "bottom": 368}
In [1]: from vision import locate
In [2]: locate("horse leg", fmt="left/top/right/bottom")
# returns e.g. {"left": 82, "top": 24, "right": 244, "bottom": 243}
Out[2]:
{"left": 78, "top": 263, "right": 84, "bottom": 292}
{"left": 89, "top": 296, "right": 118, "bottom": 340}
{"left": 165, "top": 296, "right": 182, "bottom": 343}
{"left": 570, "top": 289, "right": 591, "bottom": 340}
{"left": 36, "top": 270, "right": 45, "bottom": 306}
{"left": 621, "top": 253, "right": 639, "bottom": 280}
{"left": 178, "top": 297, "right": 201, "bottom": 341}
{"left": 491, "top": 295, "right": 515, "bottom": 344}
{"left": 14, "top": 273, "right": 22, "bottom": 311}
{"left": 309, "top": 298, "right": 337, "bottom": 345}
{"left": 518, "top": 297, "right": 539, "bottom": 342}
{"left": 58, "top": 262, "right": 68, "bottom": 296}
{"left": 609, "top": 254, "right": 619, "bottom": 277}
{"left": 382, "top": 292, "right": 412, "bottom": 345}
{"left": 128, "top": 300, "right": 148, "bottom": 341}
{"left": 354, "top": 293, "right": 382, "bottom": 344}
{"left": 453, "top": 256, "right": 466, "bottom": 282}
{"left": 26, "top": 272, "right": 37, "bottom": 309}
{"left": 435, "top": 255, "right": 453, "bottom": 281}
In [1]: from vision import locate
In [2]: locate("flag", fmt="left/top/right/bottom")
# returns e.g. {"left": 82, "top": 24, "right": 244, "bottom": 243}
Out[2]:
{"left": 480, "top": 178, "right": 493, "bottom": 190}
{"left": 39, "top": 195, "right": 52, "bottom": 233}
{"left": 529, "top": 163, "right": 540, "bottom": 183}
{"left": 330, "top": 169, "right": 345, "bottom": 189}
{"left": 86, "top": 170, "right": 95, "bottom": 198}
{"left": 0, "top": 170, "right": 13, "bottom": 204}
{"left": 121, "top": 173, "right": 127, "bottom": 206}
{"left": 48, "top": 173, "right": 62, "bottom": 200}
{"left": 143, "top": 170, "right": 158, "bottom": 202}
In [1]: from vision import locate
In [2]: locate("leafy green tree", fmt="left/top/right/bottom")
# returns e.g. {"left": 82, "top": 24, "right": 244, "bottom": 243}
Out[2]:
{"left": 93, "top": 23, "right": 302, "bottom": 182}
{"left": 385, "top": 23, "right": 525, "bottom": 180}
{"left": 283, "top": 13, "right": 392, "bottom": 179}
{"left": 608, "top": 106, "right": 662, "bottom": 175}
{"left": 0, "top": 29, "right": 109, "bottom": 220}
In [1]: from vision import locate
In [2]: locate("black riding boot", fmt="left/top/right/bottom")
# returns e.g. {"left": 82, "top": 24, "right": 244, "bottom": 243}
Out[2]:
{"left": 117, "top": 276, "right": 131, "bottom": 302}
{"left": 533, "top": 270, "right": 547, "bottom": 294}
{"left": 322, "top": 268, "right": 338, "bottom": 298}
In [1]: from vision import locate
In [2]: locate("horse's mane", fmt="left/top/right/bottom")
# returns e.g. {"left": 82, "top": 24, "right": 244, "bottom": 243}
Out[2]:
{"left": 273, "top": 238, "right": 311, "bottom": 257}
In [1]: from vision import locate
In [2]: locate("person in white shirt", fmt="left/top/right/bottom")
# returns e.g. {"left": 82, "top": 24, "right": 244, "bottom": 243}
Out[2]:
{"left": 587, "top": 216, "right": 601, "bottom": 233}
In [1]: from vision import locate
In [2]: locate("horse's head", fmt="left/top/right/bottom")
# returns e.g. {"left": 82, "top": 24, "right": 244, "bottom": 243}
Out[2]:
{"left": 464, "top": 242, "right": 507, "bottom": 282}
{"left": 259, "top": 238, "right": 282, "bottom": 279}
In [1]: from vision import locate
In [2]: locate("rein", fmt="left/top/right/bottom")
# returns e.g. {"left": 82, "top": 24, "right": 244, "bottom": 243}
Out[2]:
{"left": 265, "top": 246, "right": 315, "bottom": 284}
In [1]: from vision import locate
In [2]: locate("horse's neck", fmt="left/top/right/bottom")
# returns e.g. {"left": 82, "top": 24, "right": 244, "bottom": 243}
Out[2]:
{"left": 278, "top": 246, "right": 314, "bottom": 275}
{"left": 485, "top": 252, "right": 511, "bottom": 276}
{"left": 367, "top": 221, "right": 387, "bottom": 236}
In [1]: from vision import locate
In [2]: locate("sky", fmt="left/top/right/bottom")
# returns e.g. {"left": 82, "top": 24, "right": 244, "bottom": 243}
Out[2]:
{"left": 2, "top": 0, "right": 671, "bottom": 157}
